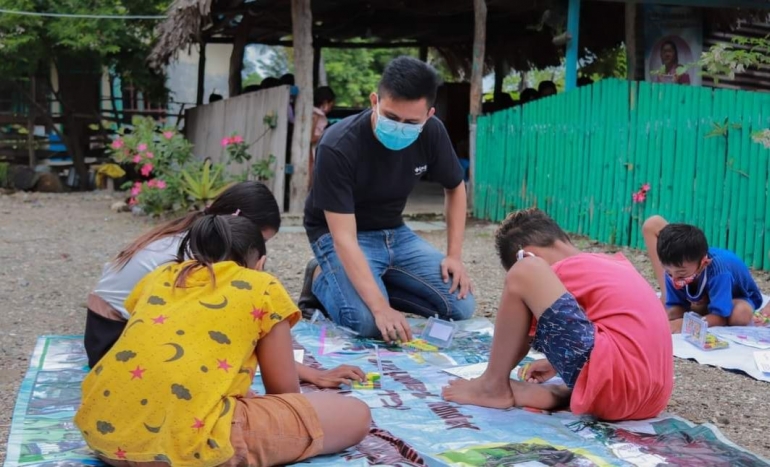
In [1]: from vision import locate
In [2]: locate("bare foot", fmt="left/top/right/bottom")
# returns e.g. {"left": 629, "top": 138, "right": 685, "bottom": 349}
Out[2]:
{"left": 441, "top": 377, "right": 515, "bottom": 409}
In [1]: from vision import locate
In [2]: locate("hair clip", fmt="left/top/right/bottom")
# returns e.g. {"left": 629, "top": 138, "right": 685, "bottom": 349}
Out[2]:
{"left": 232, "top": 209, "right": 241, "bottom": 216}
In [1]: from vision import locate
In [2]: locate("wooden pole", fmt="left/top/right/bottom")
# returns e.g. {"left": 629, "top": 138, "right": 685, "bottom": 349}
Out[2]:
{"left": 313, "top": 45, "right": 321, "bottom": 89}
{"left": 288, "top": 0, "right": 313, "bottom": 213}
{"left": 419, "top": 45, "right": 428, "bottom": 62}
{"left": 565, "top": 0, "right": 581, "bottom": 91}
{"left": 27, "top": 74, "right": 36, "bottom": 168}
{"left": 494, "top": 53, "right": 505, "bottom": 96}
{"left": 196, "top": 41, "right": 207, "bottom": 106}
{"left": 625, "top": 1, "right": 637, "bottom": 81}
{"left": 229, "top": 23, "right": 249, "bottom": 97}
{"left": 318, "top": 52, "right": 328, "bottom": 86}
{"left": 469, "top": 0, "right": 487, "bottom": 212}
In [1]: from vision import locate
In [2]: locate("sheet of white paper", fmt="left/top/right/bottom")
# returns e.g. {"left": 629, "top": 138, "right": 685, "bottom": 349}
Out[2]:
{"left": 255, "top": 349, "right": 304, "bottom": 375}
{"left": 673, "top": 333, "right": 770, "bottom": 382}
{"left": 754, "top": 350, "right": 770, "bottom": 374}
{"left": 712, "top": 327, "right": 770, "bottom": 350}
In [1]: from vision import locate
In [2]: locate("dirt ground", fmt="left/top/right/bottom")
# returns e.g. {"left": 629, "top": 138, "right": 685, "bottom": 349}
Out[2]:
{"left": 1, "top": 192, "right": 770, "bottom": 463}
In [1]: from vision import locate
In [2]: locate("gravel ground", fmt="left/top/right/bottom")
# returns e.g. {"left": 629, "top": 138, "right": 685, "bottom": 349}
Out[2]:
{"left": 1, "top": 192, "right": 770, "bottom": 463}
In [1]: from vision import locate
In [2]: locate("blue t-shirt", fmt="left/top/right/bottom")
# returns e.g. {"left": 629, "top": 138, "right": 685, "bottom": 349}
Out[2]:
{"left": 665, "top": 247, "right": 763, "bottom": 317}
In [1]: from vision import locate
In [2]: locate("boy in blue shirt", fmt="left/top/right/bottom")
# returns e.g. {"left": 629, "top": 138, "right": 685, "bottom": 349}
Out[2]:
{"left": 643, "top": 216, "right": 763, "bottom": 333}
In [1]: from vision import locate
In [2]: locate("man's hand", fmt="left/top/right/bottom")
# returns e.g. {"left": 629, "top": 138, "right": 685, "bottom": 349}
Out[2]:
{"left": 518, "top": 359, "right": 557, "bottom": 383}
{"left": 309, "top": 365, "right": 366, "bottom": 389}
{"left": 441, "top": 256, "right": 473, "bottom": 299}
{"left": 373, "top": 307, "right": 413, "bottom": 343}
{"left": 669, "top": 318, "right": 683, "bottom": 334}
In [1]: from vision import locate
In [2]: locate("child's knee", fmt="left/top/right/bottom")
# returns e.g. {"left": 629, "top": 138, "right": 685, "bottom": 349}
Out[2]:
{"left": 642, "top": 215, "right": 668, "bottom": 237}
{"left": 729, "top": 300, "right": 754, "bottom": 325}
{"left": 346, "top": 398, "right": 371, "bottom": 441}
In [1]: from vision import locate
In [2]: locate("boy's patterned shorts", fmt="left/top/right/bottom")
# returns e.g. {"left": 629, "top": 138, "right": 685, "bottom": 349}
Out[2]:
{"left": 531, "top": 292, "right": 595, "bottom": 388}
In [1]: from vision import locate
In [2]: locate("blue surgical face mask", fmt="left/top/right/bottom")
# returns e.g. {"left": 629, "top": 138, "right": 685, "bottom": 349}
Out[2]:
{"left": 374, "top": 99, "right": 425, "bottom": 151}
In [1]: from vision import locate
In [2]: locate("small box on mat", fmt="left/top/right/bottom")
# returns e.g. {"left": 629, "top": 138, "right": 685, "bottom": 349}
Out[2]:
{"left": 683, "top": 312, "right": 729, "bottom": 351}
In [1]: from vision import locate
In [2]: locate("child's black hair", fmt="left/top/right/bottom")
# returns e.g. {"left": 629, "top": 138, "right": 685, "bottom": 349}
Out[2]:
{"left": 656, "top": 223, "right": 709, "bottom": 267}
{"left": 174, "top": 214, "right": 266, "bottom": 288}
{"left": 495, "top": 208, "right": 571, "bottom": 270}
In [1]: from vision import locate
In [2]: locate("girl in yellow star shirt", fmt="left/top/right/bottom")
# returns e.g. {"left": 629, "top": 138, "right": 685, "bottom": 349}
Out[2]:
{"left": 74, "top": 214, "right": 371, "bottom": 467}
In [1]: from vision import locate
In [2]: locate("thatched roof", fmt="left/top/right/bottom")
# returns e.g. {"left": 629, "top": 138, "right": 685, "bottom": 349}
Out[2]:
{"left": 150, "top": 0, "right": 626, "bottom": 73}
{"left": 149, "top": 0, "right": 767, "bottom": 74}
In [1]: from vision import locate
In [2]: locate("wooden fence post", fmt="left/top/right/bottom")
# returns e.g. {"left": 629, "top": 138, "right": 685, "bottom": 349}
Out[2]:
{"left": 288, "top": 0, "right": 313, "bottom": 213}
{"left": 468, "top": 0, "right": 487, "bottom": 213}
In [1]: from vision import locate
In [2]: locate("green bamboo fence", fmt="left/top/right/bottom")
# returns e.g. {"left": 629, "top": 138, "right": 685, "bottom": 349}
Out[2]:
{"left": 474, "top": 78, "right": 770, "bottom": 270}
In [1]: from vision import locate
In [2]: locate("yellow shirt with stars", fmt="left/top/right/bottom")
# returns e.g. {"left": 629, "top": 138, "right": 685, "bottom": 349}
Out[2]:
{"left": 74, "top": 260, "right": 300, "bottom": 467}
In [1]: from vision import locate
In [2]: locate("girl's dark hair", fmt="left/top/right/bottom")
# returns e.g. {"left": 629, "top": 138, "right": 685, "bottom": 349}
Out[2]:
{"left": 113, "top": 181, "right": 280, "bottom": 268}
{"left": 174, "top": 214, "right": 266, "bottom": 288}
{"left": 314, "top": 86, "right": 336, "bottom": 107}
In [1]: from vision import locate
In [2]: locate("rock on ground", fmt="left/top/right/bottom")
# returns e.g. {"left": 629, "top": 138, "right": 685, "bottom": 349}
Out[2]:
{"left": 1, "top": 192, "right": 769, "bottom": 463}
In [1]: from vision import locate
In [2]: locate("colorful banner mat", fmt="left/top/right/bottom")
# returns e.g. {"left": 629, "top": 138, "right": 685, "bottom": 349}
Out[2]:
{"left": 5, "top": 318, "right": 770, "bottom": 467}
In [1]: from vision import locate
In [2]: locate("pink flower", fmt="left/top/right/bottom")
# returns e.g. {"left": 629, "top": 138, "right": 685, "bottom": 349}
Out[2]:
{"left": 641, "top": 183, "right": 651, "bottom": 192}
{"left": 129, "top": 197, "right": 138, "bottom": 206}
{"left": 163, "top": 131, "right": 174, "bottom": 140}
{"left": 231, "top": 135, "right": 244, "bottom": 144}
{"left": 140, "top": 163, "right": 154, "bottom": 177}
{"left": 632, "top": 192, "right": 641, "bottom": 203}
{"left": 137, "top": 143, "right": 148, "bottom": 152}
{"left": 145, "top": 152, "right": 154, "bottom": 159}
{"left": 130, "top": 182, "right": 142, "bottom": 197}
{"left": 132, "top": 155, "right": 142, "bottom": 164}
{"left": 147, "top": 179, "right": 166, "bottom": 189}
{"left": 221, "top": 137, "right": 231, "bottom": 147}
{"left": 111, "top": 139, "right": 124, "bottom": 150}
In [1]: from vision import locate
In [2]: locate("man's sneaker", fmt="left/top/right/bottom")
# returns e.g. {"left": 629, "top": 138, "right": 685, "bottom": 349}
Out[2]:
{"left": 298, "top": 258, "right": 328, "bottom": 320}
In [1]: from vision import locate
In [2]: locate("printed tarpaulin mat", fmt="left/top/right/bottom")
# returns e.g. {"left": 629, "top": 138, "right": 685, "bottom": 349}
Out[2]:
{"left": 5, "top": 318, "right": 770, "bottom": 467}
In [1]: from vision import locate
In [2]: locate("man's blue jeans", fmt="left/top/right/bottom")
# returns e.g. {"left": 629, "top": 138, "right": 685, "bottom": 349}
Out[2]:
{"left": 310, "top": 225, "right": 476, "bottom": 337}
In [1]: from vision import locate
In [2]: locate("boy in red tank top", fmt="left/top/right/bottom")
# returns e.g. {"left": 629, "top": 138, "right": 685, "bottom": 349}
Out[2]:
{"left": 442, "top": 208, "right": 673, "bottom": 421}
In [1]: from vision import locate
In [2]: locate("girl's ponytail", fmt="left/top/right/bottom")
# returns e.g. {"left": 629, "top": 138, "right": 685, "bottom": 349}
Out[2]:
{"left": 174, "top": 214, "right": 265, "bottom": 288}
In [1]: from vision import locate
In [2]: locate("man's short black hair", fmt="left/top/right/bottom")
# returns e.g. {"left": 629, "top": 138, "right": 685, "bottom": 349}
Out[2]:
{"left": 657, "top": 223, "right": 709, "bottom": 267}
{"left": 378, "top": 56, "right": 442, "bottom": 107}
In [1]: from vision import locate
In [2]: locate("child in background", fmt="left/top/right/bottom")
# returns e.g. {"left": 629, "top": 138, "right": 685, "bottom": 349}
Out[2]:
{"left": 85, "top": 181, "right": 364, "bottom": 389}
{"left": 75, "top": 214, "right": 370, "bottom": 467}
{"left": 442, "top": 208, "right": 673, "bottom": 422}
{"left": 643, "top": 216, "right": 764, "bottom": 333}
{"left": 309, "top": 86, "right": 336, "bottom": 189}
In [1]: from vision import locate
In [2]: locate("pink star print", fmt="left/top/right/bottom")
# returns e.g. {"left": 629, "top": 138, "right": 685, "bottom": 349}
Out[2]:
{"left": 217, "top": 358, "right": 233, "bottom": 372}
{"left": 250, "top": 307, "right": 266, "bottom": 321}
{"left": 115, "top": 448, "right": 127, "bottom": 459}
{"left": 152, "top": 315, "right": 168, "bottom": 324}
{"left": 129, "top": 365, "right": 146, "bottom": 380}
{"left": 192, "top": 418, "right": 205, "bottom": 431}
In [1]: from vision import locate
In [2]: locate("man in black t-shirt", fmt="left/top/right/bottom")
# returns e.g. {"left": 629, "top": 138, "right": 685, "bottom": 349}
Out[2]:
{"left": 300, "top": 56, "right": 475, "bottom": 342}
